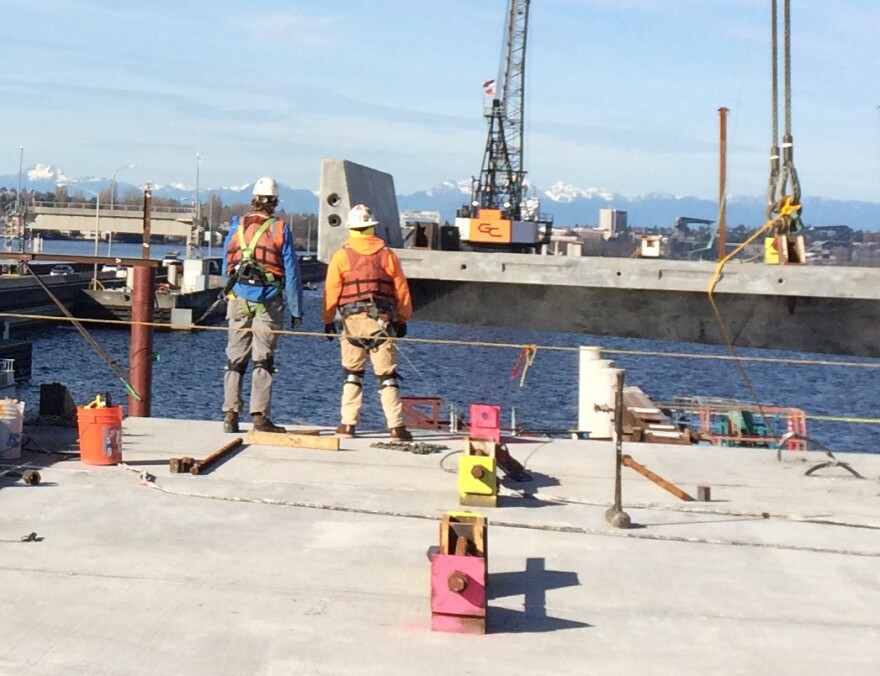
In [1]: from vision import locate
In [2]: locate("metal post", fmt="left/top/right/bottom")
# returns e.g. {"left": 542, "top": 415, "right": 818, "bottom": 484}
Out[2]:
{"left": 191, "top": 153, "right": 202, "bottom": 259}
{"left": 92, "top": 192, "right": 100, "bottom": 290}
{"left": 142, "top": 184, "right": 152, "bottom": 260}
{"left": 605, "top": 369, "right": 631, "bottom": 529}
{"left": 16, "top": 147, "right": 23, "bottom": 257}
{"left": 307, "top": 214, "right": 313, "bottom": 254}
{"left": 129, "top": 183, "right": 155, "bottom": 416}
{"left": 110, "top": 164, "right": 135, "bottom": 211}
{"left": 128, "top": 264, "right": 154, "bottom": 417}
{"left": 718, "top": 107, "right": 728, "bottom": 261}
{"left": 207, "top": 190, "right": 214, "bottom": 258}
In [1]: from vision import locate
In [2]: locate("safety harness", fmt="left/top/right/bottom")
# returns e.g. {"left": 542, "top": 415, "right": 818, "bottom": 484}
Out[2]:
{"left": 225, "top": 216, "right": 283, "bottom": 316}
{"left": 341, "top": 298, "right": 398, "bottom": 351}
{"left": 231, "top": 217, "right": 280, "bottom": 287}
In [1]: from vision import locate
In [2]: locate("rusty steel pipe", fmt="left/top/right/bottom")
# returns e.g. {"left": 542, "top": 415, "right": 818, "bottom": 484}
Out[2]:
{"left": 128, "top": 264, "right": 154, "bottom": 417}
{"left": 622, "top": 454, "right": 695, "bottom": 502}
{"left": 191, "top": 437, "right": 244, "bottom": 475}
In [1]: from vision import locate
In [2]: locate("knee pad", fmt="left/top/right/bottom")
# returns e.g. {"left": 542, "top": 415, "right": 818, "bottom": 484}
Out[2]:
{"left": 377, "top": 371, "right": 401, "bottom": 390}
{"left": 253, "top": 357, "right": 276, "bottom": 374}
{"left": 343, "top": 369, "right": 365, "bottom": 388}
{"left": 225, "top": 360, "right": 247, "bottom": 375}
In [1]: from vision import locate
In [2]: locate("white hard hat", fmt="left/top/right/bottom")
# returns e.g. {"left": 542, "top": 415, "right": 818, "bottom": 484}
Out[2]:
{"left": 253, "top": 176, "right": 279, "bottom": 198}
{"left": 347, "top": 204, "right": 379, "bottom": 229}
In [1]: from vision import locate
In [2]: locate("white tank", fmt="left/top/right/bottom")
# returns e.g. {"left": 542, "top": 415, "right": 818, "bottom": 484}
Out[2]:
{"left": 577, "top": 346, "right": 619, "bottom": 439}
{"left": 167, "top": 262, "right": 181, "bottom": 287}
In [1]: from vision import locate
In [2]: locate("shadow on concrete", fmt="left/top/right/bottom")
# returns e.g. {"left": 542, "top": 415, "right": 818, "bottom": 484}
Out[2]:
{"left": 500, "top": 469, "right": 560, "bottom": 491}
{"left": 488, "top": 557, "right": 590, "bottom": 634}
{"left": 0, "top": 424, "right": 79, "bottom": 496}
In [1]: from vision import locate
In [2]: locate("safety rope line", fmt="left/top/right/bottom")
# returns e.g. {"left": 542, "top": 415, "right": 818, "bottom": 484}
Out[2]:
{"left": 806, "top": 415, "right": 880, "bottom": 425}
{"left": 124, "top": 470, "right": 880, "bottom": 558}
{"left": 21, "top": 264, "right": 142, "bottom": 401}
{"left": 6, "top": 308, "right": 878, "bottom": 429}
{"left": 2, "top": 308, "right": 879, "bottom": 370}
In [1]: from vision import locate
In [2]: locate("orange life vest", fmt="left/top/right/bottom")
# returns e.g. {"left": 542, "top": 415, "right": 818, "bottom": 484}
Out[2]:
{"left": 225, "top": 212, "right": 285, "bottom": 280}
{"left": 338, "top": 245, "right": 396, "bottom": 311}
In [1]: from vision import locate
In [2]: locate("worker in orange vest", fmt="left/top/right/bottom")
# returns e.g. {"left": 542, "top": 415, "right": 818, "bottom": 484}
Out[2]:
{"left": 322, "top": 204, "right": 413, "bottom": 440}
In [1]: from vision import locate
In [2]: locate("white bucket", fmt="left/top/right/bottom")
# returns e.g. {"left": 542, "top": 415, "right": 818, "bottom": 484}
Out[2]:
{"left": 0, "top": 398, "right": 25, "bottom": 460}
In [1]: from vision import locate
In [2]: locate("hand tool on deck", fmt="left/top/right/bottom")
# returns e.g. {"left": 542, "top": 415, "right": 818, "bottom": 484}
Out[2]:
{"left": 169, "top": 438, "right": 244, "bottom": 475}
{"left": 190, "top": 437, "right": 244, "bottom": 475}
{"left": 0, "top": 464, "right": 41, "bottom": 485}
{"left": 622, "top": 454, "right": 695, "bottom": 502}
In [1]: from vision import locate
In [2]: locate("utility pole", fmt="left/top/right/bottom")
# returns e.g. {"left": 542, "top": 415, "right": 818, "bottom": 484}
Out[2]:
{"left": 16, "top": 147, "right": 23, "bottom": 255}
{"left": 718, "top": 107, "right": 729, "bottom": 261}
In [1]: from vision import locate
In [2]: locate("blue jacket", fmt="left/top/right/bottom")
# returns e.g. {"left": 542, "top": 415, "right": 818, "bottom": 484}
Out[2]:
{"left": 222, "top": 214, "right": 303, "bottom": 317}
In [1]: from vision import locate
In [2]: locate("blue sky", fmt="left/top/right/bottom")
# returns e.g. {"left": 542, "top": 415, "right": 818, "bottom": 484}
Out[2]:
{"left": 2, "top": 0, "right": 879, "bottom": 202}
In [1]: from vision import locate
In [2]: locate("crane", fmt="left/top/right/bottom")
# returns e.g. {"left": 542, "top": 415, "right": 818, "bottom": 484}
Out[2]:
{"left": 455, "top": 0, "right": 552, "bottom": 254}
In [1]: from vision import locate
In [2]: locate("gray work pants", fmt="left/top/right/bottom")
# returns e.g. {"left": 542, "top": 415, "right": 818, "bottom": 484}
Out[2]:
{"left": 223, "top": 294, "right": 284, "bottom": 416}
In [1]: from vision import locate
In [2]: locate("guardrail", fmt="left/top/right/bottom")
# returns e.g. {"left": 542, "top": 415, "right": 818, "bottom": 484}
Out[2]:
{"left": 32, "top": 201, "right": 194, "bottom": 215}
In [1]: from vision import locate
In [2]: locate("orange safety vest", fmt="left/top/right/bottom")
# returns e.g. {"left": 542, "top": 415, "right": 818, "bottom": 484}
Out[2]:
{"left": 338, "top": 245, "right": 396, "bottom": 311}
{"left": 225, "top": 213, "right": 285, "bottom": 279}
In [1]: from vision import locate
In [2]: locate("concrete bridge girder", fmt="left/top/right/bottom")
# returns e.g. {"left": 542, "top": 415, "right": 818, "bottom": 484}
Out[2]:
{"left": 317, "top": 159, "right": 880, "bottom": 358}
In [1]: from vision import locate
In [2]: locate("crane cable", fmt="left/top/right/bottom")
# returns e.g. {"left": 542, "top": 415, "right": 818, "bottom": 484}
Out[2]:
{"left": 23, "top": 262, "right": 142, "bottom": 401}
{"left": 705, "top": 1, "right": 811, "bottom": 441}
{"left": 767, "top": 0, "right": 803, "bottom": 236}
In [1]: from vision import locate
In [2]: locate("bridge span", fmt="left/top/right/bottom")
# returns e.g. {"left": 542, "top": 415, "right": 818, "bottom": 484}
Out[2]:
{"left": 31, "top": 203, "right": 194, "bottom": 240}
{"left": 318, "top": 160, "right": 880, "bottom": 358}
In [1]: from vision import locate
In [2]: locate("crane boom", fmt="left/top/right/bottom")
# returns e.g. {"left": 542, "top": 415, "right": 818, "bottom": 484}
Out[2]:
{"left": 500, "top": 0, "right": 529, "bottom": 192}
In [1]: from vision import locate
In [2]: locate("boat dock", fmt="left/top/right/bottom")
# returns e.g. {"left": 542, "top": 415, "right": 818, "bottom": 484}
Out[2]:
{"left": 4, "top": 417, "right": 879, "bottom": 675}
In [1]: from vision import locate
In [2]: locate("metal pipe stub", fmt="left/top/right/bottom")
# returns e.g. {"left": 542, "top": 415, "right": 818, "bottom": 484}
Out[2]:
{"left": 447, "top": 572, "right": 468, "bottom": 593}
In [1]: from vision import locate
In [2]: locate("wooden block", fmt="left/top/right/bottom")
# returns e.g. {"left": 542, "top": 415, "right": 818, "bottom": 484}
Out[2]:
{"left": 246, "top": 430, "right": 340, "bottom": 451}
{"left": 463, "top": 437, "right": 497, "bottom": 457}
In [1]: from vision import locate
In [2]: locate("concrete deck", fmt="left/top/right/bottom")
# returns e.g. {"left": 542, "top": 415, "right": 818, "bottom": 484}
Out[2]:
{"left": 3, "top": 418, "right": 880, "bottom": 675}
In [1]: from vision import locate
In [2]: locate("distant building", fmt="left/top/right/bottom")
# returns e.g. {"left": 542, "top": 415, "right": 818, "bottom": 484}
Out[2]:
{"left": 598, "top": 209, "right": 627, "bottom": 240}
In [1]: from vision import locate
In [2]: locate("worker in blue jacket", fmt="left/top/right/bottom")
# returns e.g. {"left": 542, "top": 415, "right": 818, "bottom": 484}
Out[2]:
{"left": 221, "top": 177, "right": 303, "bottom": 433}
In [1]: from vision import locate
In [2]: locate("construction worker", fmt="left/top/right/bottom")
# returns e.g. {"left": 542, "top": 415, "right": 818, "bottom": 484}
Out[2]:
{"left": 221, "top": 177, "right": 303, "bottom": 434}
{"left": 322, "top": 204, "right": 413, "bottom": 440}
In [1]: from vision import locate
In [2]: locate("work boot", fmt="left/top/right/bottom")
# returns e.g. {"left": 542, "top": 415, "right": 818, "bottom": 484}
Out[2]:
{"left": 223, "top": 411, "right": 239, "bottom": 434}
{"left": 335, "top": 424, "right": 356, "bottom": 439}
{"left": 390, "top": 426, "right": 413, "bottom": 441}
{"left": 252, "top": 413, "right": 286, "bottom": 434}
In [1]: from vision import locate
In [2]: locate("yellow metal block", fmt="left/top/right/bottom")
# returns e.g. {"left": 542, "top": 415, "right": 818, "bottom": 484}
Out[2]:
{"left": 764, "top": 236, "right": 780, "bottom": 264}
{"left": 459, "top": 455, "right": 497, "bottom": 507}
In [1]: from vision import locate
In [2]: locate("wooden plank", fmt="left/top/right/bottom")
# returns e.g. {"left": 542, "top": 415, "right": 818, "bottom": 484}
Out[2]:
{"left": 440, "top": 514, "right": 452, "bottom": 555}
{"left": 246, "top": 429, "right": 340, "bottom": 451}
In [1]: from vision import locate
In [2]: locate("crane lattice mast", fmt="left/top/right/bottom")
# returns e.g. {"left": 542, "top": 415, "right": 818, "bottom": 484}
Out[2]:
{"left": 471, "top": 0, "right": 530, "bottom": 221}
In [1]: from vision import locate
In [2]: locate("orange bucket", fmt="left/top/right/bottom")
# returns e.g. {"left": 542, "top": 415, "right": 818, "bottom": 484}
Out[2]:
{"left": 77, "top": 405, "right": 124, "bottom": 465}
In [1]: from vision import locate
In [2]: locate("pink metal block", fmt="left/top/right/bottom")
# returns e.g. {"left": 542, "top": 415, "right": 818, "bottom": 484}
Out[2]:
{"left": 431, "top": 554, "right": 486, "bottom": 625}
{"left": 469, "top": 404, "right": 501, "bottom": 443}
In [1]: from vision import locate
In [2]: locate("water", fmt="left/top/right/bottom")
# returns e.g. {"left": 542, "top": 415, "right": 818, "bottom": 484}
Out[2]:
{"left": 12, "top": 242, "right": 880, "bottom": 454}
{"left": 34, "top": 238, "right": 197, "bottom": 261}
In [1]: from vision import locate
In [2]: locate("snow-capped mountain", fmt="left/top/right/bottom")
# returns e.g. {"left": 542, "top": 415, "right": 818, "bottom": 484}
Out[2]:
{"left": 2, "top": 165, "right": 878, "bottom": 229}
